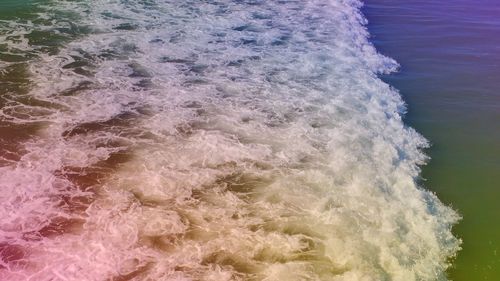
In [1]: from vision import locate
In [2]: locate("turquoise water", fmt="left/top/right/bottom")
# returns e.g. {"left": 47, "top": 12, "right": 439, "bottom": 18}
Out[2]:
{"left": 0, "top": 0, "right": 33, "bottom": 10}
{"left": 364, "top": 1, "right": 500, "bottom": 280}
{"left": 0, "top": 0, "right": 35, "bottom": 18}
{"left": 0, "top": 0, "right": 462, "bottom": 280}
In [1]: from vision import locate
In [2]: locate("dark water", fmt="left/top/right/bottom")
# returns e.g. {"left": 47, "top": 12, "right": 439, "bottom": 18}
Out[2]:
{"left": 364, "top": 0, "right": 500, "bottom": 280}
{"left": 0, "top": 0, "right": 35, "bottom": 18}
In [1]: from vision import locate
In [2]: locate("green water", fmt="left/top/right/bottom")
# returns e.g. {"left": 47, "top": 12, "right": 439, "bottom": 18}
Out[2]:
{"left": 416, "top": 110, "right": 500, "bottom": 280}
{"left": 364, "top": 1, "right": 500, "bottom": 280}
{"left": 0, "top": 0, "right": 81, "bottom": 164}
{"left": 0, "top": 0, "right": 37, "bottom": 19}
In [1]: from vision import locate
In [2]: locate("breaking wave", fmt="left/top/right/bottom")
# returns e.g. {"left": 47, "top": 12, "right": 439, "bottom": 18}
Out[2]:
{"left": 0, "top": 0, "right": 460, "bottom": 280}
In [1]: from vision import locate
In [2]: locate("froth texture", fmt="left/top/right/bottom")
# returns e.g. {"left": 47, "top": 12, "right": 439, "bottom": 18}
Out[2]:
{"left": 0, "top": 0, "right": 460, "bottom": 280}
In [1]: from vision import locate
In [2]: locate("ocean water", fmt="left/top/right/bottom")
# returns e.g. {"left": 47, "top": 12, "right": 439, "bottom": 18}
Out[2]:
{"left": 0, "top": 1, "right": 460, "bottom": 280}
{"left": 364, "top": 0, "right": 500, "bottom": 280}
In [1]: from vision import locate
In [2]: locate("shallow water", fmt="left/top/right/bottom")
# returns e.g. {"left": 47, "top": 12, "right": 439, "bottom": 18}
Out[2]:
{"left": 0, "top": 1, "right": 460, "bottom": 280}
{"left": 364, "top": 0, "right": 500, "bottom": 280}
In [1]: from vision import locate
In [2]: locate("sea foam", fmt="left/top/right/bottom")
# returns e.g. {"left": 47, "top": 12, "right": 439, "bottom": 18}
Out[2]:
{"left": 0, "top": 0, "right": 460, "bottom": 280}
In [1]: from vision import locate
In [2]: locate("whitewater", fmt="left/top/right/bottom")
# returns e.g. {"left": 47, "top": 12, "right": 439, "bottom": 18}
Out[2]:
{"left": 0, "top": 0, "right": 460, "bottom": 280}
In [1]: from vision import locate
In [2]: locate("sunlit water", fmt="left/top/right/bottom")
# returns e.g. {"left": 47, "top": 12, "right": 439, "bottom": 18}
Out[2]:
{"left": 0, "top": 1, "right": 460, "bottom": 280}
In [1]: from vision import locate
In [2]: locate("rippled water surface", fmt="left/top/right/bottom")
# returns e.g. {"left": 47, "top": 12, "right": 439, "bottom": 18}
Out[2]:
{"left": 364, "top": 0, "right": 500, "bottom": 280}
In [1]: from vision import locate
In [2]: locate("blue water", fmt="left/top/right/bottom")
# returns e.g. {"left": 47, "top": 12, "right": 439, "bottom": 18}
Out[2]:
{"left": 364, "top": 0, "right": 500, "bottom": 279}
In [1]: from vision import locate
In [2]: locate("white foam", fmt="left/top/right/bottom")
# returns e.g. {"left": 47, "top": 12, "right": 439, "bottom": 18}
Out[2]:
{"left": 0, "top": 0, "right": 460, "bottom": 280}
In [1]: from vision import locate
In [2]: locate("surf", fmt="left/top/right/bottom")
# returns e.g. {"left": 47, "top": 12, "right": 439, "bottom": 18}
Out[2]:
{"left": 0, "top": 0, "right": 460, "bottom": 280}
